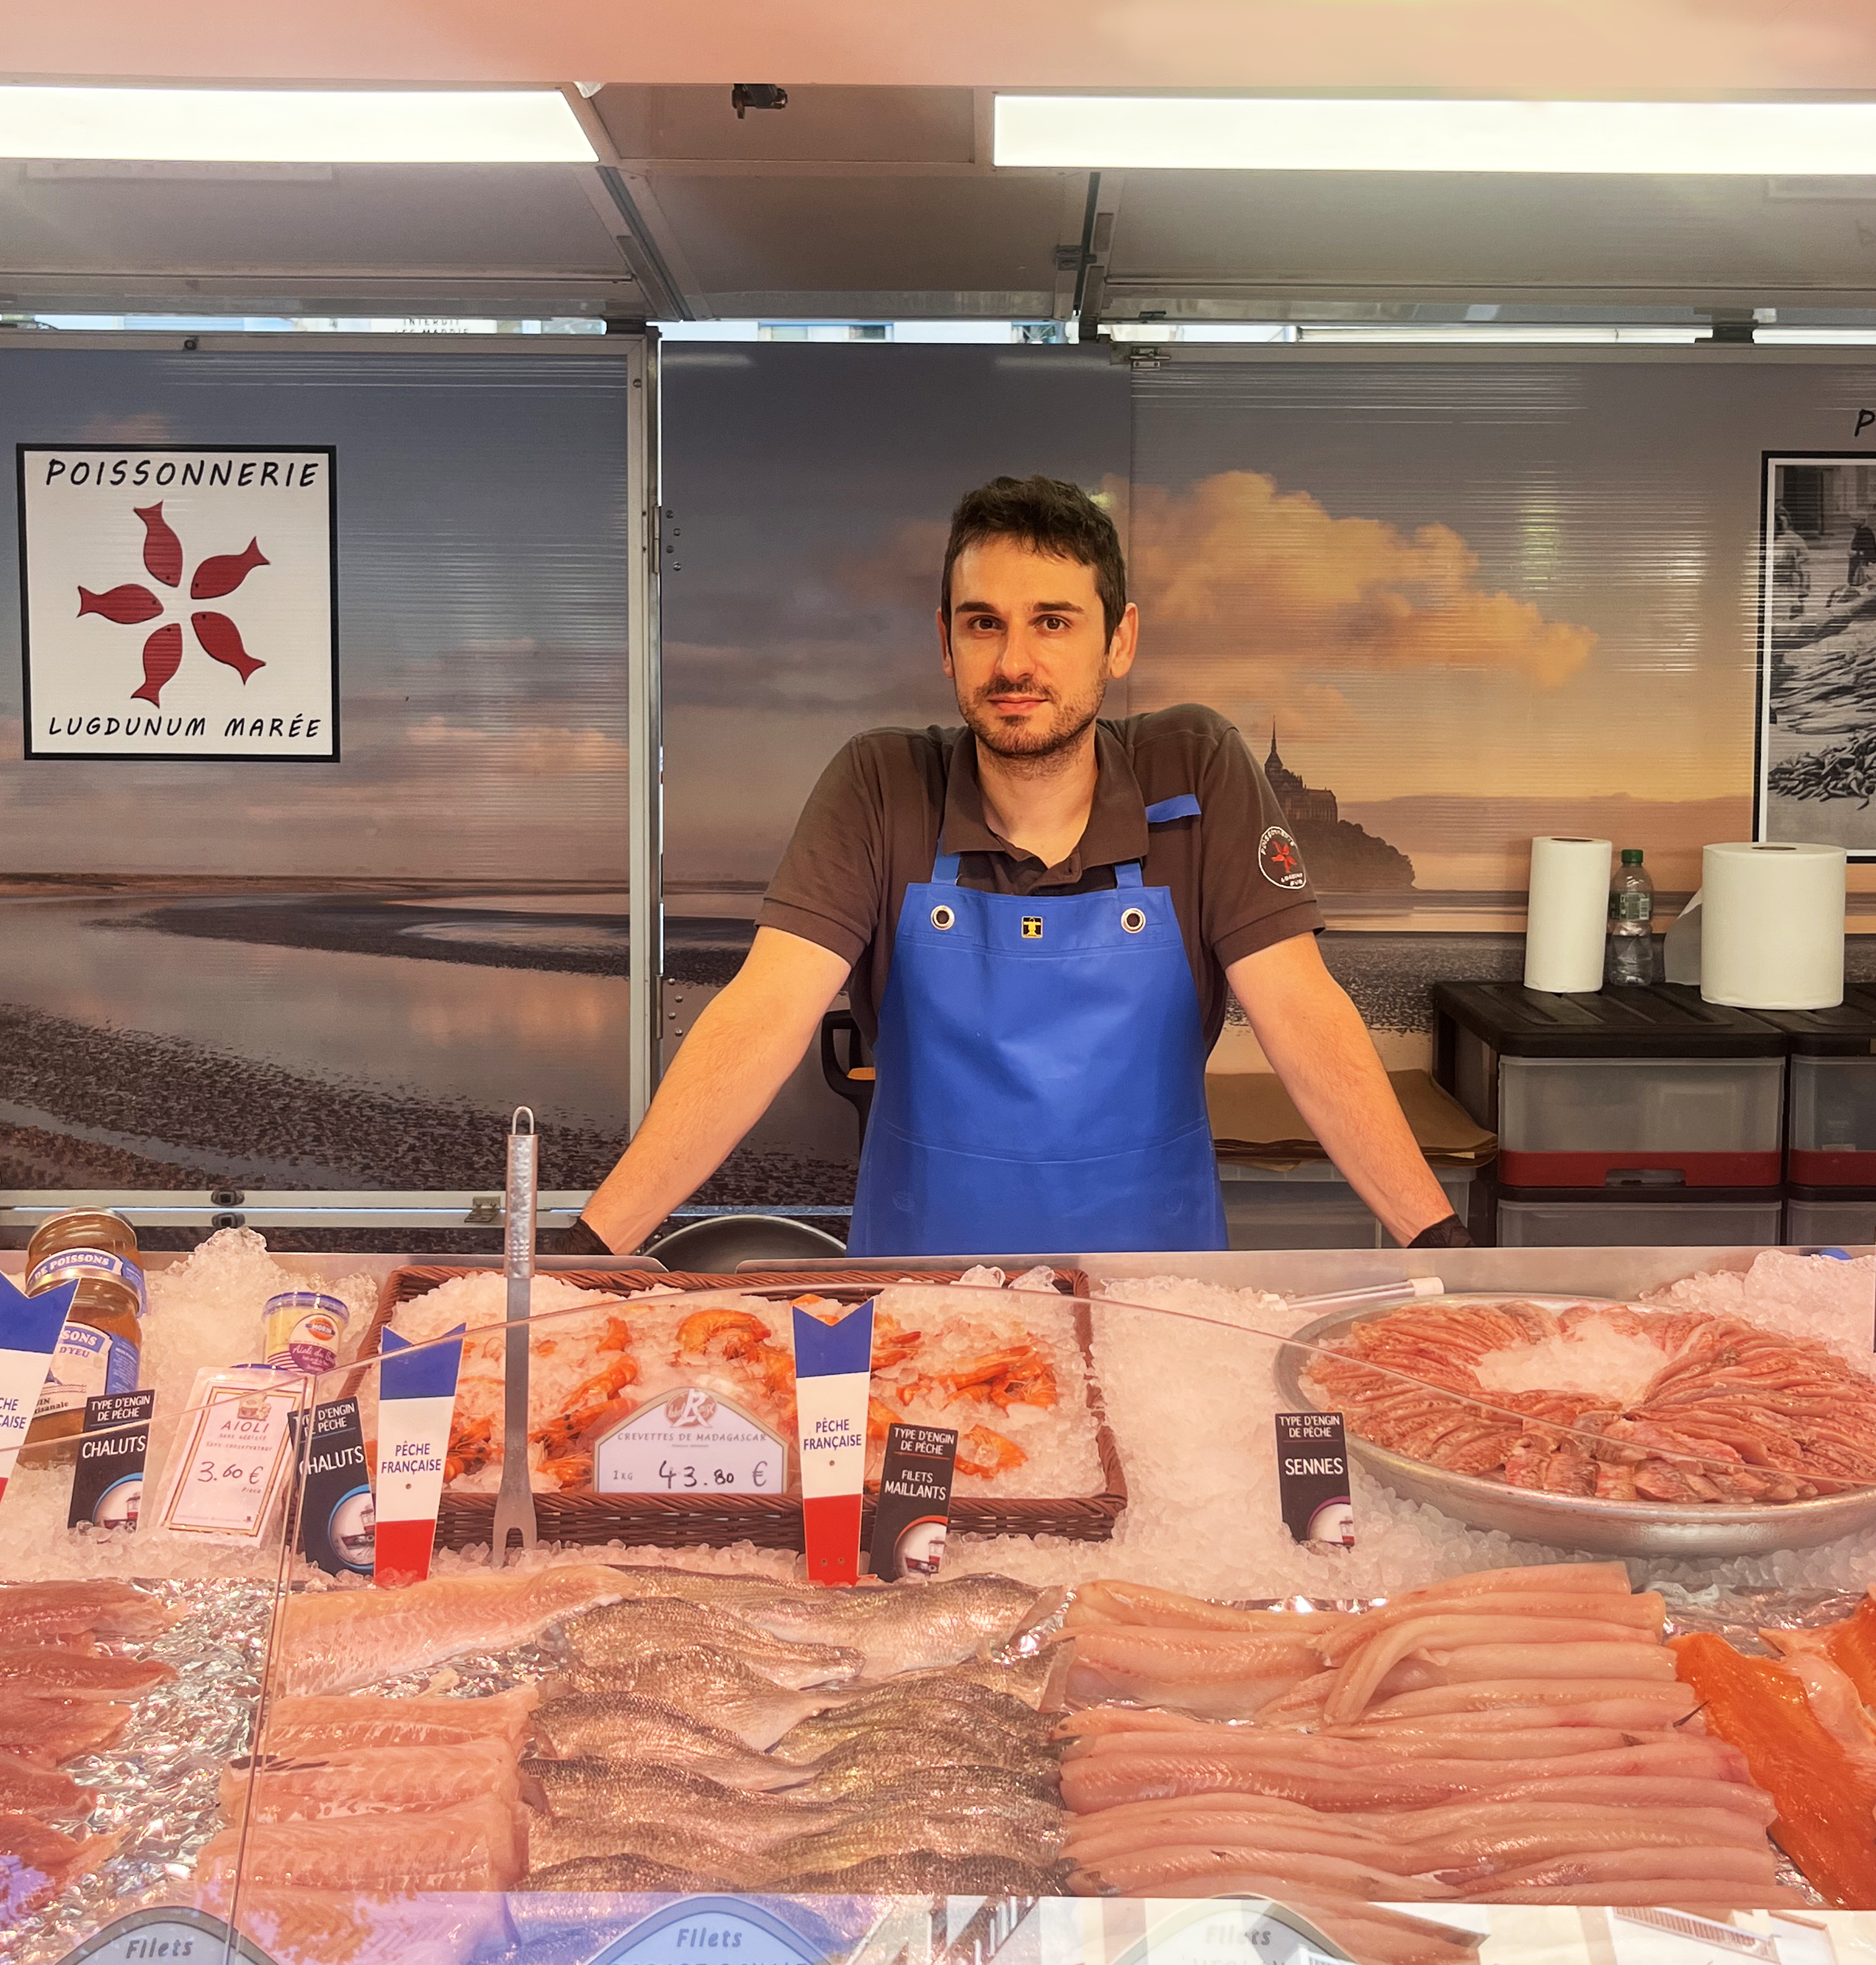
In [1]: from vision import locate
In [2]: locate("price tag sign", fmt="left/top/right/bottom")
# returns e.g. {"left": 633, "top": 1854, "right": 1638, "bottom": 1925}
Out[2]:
{"left": 158, "top": 1371, "right": 301, "bottom": 1540}
{"left": 592, "top": 1388, "right": 785, "bottom": 1495}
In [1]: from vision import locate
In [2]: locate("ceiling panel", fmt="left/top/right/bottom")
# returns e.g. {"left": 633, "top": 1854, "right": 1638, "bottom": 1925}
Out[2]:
{"left": 597, "top": 85, "right": 978, "bottom": 164}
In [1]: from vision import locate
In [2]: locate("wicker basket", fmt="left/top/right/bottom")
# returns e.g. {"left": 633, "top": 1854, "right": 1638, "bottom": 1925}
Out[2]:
{"left": 361, "top": 1263, "right": 1126, "bottom": 1551}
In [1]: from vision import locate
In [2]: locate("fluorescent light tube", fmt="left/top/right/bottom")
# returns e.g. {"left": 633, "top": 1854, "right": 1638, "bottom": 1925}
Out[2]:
{"left": 0, "top": 87, "right": 597, "bottom": 164}
{"left": 994, "top": 96, "right": 1876, "bottom": 175}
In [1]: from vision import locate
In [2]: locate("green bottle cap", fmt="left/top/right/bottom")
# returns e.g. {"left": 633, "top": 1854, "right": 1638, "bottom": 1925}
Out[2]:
{"left": 1620, "top": 849, "right": 1644, "bottom": 865}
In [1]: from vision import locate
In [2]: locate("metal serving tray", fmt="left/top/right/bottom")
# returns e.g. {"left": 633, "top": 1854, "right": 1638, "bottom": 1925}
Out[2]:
{"left": 1275, "top": 1293, "right": 1876, "bottom": 1559}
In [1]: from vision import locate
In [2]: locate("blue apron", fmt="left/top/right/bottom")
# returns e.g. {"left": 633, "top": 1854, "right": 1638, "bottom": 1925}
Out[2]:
{"left": 846, "top": 795, "right": 1228, "bottom": 1256}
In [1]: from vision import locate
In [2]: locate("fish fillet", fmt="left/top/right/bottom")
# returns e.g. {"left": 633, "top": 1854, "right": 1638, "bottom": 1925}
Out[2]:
{"left": 523, "top": 1757, "right": 855, "bottom": 1842}
{"left": 0, "top": 1749, "right": 86, "bottom": 1815}
{"left": 527, "top": 1814, "right": 783, "bottom": 1887}
{"left": 1078, "top": 1840, "right": 1458, "bottom": 1900}
{"left": 0, "top": 1696, "right": 132, "bottom": 1763}
{"left": 558, "top": 1647, "right": 836, "bottom": 1750}
{"left": 232, "top": 1887, "right": 509, "bottom": 1965}
{"left": 1066, "top": 1580, "right": 1352, "bottom": 1637}
{"left": 261, "top": 1688, "right": 537, "bottom": 1756}
{"left": 520, "top": 1853, "right": 741, "bottom": 1897}
{"left": 280, "top": 1566, "right": 625, "bottom": 1695}
{"left": 730, "top": 1574, "right": 1052, "bottom": 1677}
{"left": 1062, "top": 1629, "right": 1322, "bottom": 1718}
{"left": 0, "top": 1580, "right": 175, "bottom": 1644}
{"left": 0, "top": 1812, "right": 118, "bottom": 1921}
{"left": 222, "top": 1738, "right": 520, "bottom": 1822}
{"left": 1315, "top": 1592, "right": 1664, "bottom": 1664}
{"left": 0, "top": 1647, "right": 173, "bottom": 1701}
{"left": 564, "top": 1600, "right": 862, "bottom": 1690}
{"left": 530, "top": 1693, "right": 813, "bottom": 1789}
{"left": 1324, "top": 1616, "right": 1656, "bottom": 1722}
{"left": 199, "top": 1793, "right": 525, "bottom": 1891}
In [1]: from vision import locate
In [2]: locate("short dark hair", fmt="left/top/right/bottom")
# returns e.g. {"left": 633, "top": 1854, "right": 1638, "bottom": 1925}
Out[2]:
{"left": 940, "top": 475, "right": 1127, "bottom": 644}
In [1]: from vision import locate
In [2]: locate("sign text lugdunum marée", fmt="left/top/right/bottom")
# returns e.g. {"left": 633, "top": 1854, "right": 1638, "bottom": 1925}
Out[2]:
{"left": 18, "top": 446, "right": 338, "bottom": 761}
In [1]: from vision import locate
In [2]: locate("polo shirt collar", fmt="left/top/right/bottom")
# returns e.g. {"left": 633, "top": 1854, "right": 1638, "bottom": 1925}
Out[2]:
{"left": 939, "top": 721, "right": 1150, "bottom": 878}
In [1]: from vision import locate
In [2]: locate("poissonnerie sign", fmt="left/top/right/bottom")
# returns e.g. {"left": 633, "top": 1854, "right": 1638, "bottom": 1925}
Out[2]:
{"left": 17, "top": 444, "right": 338, "bottom": 761}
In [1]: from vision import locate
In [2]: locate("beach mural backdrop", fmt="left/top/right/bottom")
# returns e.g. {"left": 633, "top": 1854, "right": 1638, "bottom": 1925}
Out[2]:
{"left": 6, "top": 341, "right": 1876, "bottom": 1219}
{"left": 0, "top": 344, "right": 637, "bottom": 1214}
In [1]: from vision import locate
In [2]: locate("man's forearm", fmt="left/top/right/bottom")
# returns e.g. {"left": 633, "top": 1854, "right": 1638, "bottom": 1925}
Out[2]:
{"left": 582, "top": 930, "right": 850, "bottom": 1252}
{"left": 1229, "top": 940, "right": 1455, "bottom": 1245}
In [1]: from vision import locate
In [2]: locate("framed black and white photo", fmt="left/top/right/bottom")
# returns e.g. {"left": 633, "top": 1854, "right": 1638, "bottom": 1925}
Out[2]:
{"left": 1758, "top": 451, "right": 1876, "bottom": 858}
{"left": 17, "top": 444, "right": 338, "bottom": 761}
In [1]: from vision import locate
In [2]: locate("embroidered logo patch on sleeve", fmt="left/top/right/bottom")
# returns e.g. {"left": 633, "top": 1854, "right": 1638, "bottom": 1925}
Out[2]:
{"left": 1259, "top": 826, "right": 1310, "bottom": 890}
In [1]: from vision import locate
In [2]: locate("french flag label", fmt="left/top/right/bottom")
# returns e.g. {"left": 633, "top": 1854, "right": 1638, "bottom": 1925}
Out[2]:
{"left": 372, "top": 1324, "right": 463, "bottom": 1588}
{"left": 791, "top": 1299, "right": 874, "bottom": 1587}
{"left": 0, "top": 1276, "right": 78, "bottom": 1505}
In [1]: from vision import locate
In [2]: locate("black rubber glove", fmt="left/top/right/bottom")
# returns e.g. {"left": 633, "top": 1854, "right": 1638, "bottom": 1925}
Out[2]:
{"left": 1408, "top": 1213, "right": 1475, "bottom": 1249}
{"left": 561, "top": 1216, "right": 614, "bottom": 1257}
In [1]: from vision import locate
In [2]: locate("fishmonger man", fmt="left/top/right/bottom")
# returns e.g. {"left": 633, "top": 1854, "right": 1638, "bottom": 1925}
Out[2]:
{"left": 574, "top": 475, "right": 1468, "bottom": 1257}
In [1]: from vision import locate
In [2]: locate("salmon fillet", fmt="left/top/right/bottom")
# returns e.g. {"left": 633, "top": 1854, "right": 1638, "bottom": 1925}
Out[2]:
{"left": 199, "top": 1792, "right": 525, "bottom": 1891}
{"left": 260, "top": 1688, "right": 537, "bottom": 1756}
{"left": 221, "top": 1738, "right": 520, "bottom": 1822}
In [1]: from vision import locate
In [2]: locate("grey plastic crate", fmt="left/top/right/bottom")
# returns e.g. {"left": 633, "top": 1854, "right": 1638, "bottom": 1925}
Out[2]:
{"left": 1495, "top": 1193, "right": 1784, "bottom": 1249}
{"left": 1219, "top": 1162, "right": 1477, "bottom": 1250}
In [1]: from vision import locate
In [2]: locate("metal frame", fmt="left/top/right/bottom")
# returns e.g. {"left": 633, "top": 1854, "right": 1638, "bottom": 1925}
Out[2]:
{"left": 0, "top": 328, "right": 663, "bottom": 1232}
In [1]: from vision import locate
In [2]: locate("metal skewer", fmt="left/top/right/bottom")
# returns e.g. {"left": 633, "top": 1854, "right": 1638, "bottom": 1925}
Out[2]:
{"left": 1284, "top": 1276, "right": 1446, "bottom": 1316}
{"left": 493, "top": 1106, "right": 538, "bottom": 1564}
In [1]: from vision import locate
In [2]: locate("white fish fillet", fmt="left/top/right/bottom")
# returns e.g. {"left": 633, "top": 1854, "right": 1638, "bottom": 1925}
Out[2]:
{"left": 261, "top": 1688, "right": 538, "bottom": 1755}
{"left": 223, "top": 1738, "right": 520, "bottom": 1822}
{"left": 199, "top": 1793, "right": 525, "bottom": 1891}
{"left": 280, "top": 1567, "right": 624, "bottom": 1695}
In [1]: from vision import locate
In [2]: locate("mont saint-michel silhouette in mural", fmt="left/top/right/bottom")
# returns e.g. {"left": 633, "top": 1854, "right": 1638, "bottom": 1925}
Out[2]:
{"left": 1259, "top": 728, "right": 1415, "bottom": 893}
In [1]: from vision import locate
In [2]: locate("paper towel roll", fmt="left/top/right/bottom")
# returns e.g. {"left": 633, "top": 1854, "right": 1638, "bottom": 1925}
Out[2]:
{"left": 1700, "top": 841, "right": 1846, "bottom": 1009}
{"left": 1524, "top": 836, "right": 1613, "bottom": 993}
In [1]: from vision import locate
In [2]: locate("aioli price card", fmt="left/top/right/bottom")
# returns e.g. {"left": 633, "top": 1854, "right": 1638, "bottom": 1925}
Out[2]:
{"left": 373, "top": 1326, "right": 463, "bottom": 1588}
{"left": 0, "top": 1274, "right": 77, "bottom": 1505}
{"left": 791, "top": 1299, "right": 873, "bottom": 1585}
{"left": 156, "top": 1368, "right": 301, "bottom": 1541}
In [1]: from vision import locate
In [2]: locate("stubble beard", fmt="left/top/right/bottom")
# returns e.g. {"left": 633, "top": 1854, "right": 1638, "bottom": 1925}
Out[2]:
{"left": 958, "top": 661, "right": 1110, "bottom": 778}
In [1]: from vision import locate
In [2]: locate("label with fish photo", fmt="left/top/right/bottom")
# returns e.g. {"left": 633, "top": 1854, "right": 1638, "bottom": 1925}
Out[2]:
{"left": 1275, "top": 1411, "right": 1356, "bottom": 1547}
{"left": 591, "top": 1386, "right": 787, "bottom": 1495}
{"left": 297, "top": 1395, "right": 374, "bottom": 1576}
{"left": 870, "top": 1421, "right": 958, "bottom": 1580}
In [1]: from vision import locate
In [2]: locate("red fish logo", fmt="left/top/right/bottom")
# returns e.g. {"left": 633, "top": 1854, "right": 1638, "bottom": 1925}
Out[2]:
{"left": 76, "top": 502, "right": 269, "bottom": 707}
{"left": 1258, "top": 825, "right": 1309, "bottom": 891}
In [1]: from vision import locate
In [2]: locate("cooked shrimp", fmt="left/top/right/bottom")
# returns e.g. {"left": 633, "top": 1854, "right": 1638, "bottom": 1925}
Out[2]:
{"left": 955, "top": 1424, "right": 1026, "bottom": 1479}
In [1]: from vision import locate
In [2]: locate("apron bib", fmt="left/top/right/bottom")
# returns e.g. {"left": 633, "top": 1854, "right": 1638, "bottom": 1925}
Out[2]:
{"left": 847, "top": 799, "right": 1228, "bottom": 1257}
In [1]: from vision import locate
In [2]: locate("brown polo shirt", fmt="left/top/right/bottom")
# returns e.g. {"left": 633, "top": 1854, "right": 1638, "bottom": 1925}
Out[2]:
{"left": 759, "top": 703, "right": 1323, "bottom": 1048}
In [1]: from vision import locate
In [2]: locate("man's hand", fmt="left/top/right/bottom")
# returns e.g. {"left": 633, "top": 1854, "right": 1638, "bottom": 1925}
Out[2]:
{"left": 581, "top": 927, "right": 853, "bottom": 1254}
{"left": 1226, "top": 934, "right": 1457, "bottom": 1247}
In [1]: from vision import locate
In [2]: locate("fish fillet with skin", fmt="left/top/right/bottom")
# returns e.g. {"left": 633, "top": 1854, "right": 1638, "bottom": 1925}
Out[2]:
{"left": 556, "top": 1646, "right": 838, "bottom": 1750}
{"left": 564, "top": 1599, "right": 862, "bottom": 1689}
{"left": 280, "top": 1566, "right": 625, "bottom": 1696}
{"left": 1061, "top": 1628, "right": 1324, "bottom": 1718}
{"left": 0, "top": 1581, "right": 176, "bottom": 1645}
{"left": 222, "top": 1738, "right": 521, "bottom": 1822}
{"left": 770, "top": 1795, "right": 1064, "bottom": 1874}
{"left": 793, "top": 1731, "right": 1061, "bottom": 1800}
{"left": 769, "top": 1676, "right": 1056, "bottom": 1763}
{"left": 260, "top": 1688, "right": 538, "bottom": 1756}
{"left": 231, "top": 1887, "right": 510, "bottom": 1965}
{"left": 730, "top": 1574, "right": 1054, "bottom": 1677}
{"left": 527, "top": 1813, "right": 784, "bottom": 1887}
{"left": 529, "top": 1693, "right": 814, "bottom": 1789}
{"left": 199, "top": 1792, "right": 525, "bottom": 1891}
{"left": 523, "top": 1758, "right": 854, "bottom": 1841}
{"left": 0, "top": 1647, "right": 174, "bottom": 1701}
{"left": 1066, "top": 1580, "right": 1352, "bottom": 1637}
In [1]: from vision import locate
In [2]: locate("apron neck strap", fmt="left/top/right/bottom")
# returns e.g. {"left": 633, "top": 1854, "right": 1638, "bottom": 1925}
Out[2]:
{"left": 1115, "top": 860, "right": 1145, "bottom": 889}
{"left": 931, "top": 851, "right": 963, "bottom": 885}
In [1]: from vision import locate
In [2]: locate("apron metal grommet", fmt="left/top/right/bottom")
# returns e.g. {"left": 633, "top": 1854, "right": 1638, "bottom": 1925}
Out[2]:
{"left": 1122, "top": 906, "right": 1146, "bottom": 934}
{"left": 931, "top": 904, "right": 955, "bottom": 930}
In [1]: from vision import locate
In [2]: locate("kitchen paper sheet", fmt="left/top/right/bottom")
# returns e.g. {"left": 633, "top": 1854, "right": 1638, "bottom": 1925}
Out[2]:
{"left": 1524, "top": 835, "right": 1613, "bottom": 993}
{"left": 1700, "top": 841, "right": 1846, "bottom": 1009}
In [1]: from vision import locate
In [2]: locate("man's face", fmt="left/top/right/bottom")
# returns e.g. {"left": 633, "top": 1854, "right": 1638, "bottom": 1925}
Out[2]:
{"left": 940, "top": 537, "right": 1137, "bottom": 762}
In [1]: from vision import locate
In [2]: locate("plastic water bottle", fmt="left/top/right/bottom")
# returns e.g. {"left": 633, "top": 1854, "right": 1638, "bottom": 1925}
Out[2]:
{"left": 1607, "top": 848, "right": 1655, "bottom": 986}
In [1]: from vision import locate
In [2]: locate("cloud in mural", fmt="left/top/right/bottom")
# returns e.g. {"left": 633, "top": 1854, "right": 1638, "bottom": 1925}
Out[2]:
{"left": 1128, "top": 471, "right": 1597, "bottom": 688}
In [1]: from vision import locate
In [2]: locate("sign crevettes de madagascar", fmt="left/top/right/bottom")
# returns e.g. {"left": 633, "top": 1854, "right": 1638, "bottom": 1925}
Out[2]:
{"left": 17, "top": 445, "right": 338, "bottom": 761}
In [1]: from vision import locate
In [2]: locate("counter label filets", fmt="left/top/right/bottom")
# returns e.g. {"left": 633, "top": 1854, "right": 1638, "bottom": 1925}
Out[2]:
{"left": 373, "top": 1326, "right": 464, "bottom": 1588}
{"left": 68, "top": 1390, "right": 154, "bottom": 1532}
{"left": 0, "top": 1274, "right": 79, "bottom": 1505}
{"left": 298, "top": 1396, "right": 373, "bottom": 1577}
{"left": 792, "top": 1299, "right": 874, "bottom": 1586}
{"left": 592, "top": 1387, "right": 785, "bottom": 1496}
{"left": 156, "top": 1370, "right": 301, "bottom": 1541}
{"left": 1275, "top": 1410, "right": 1356, "bottom": 1547}
{"left": 869, "top": 1422, "right": 958, "bottom": 1580}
